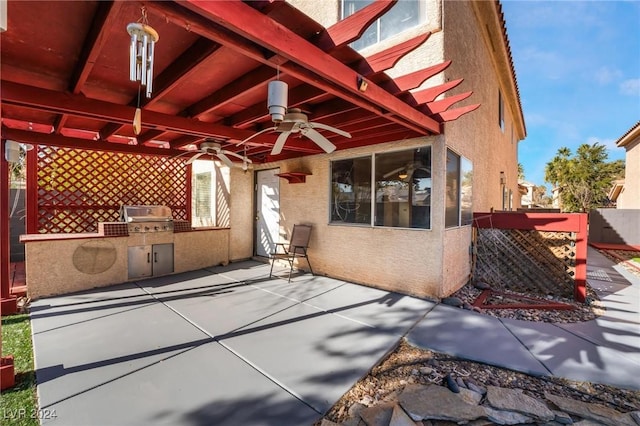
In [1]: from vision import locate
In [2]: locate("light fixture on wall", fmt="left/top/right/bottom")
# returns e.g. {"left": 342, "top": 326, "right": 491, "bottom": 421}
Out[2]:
{"left": 500, "top": 171, "right": 506, "bottom": 185}
{"left": 398, "top": 171, "right": 408, "bottom": 180}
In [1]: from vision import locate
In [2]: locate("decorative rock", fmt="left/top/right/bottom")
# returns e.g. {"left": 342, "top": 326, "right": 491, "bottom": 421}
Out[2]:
{"left": 487, "top": 386, "right": 554, "bottom": 422}
{"left": 474, "top": 281, "right": 491, "bottom": 290}
{"left": 553, "top": 410, "right": 574, "bottom": 425}
{"left": 545, "top": 393, "right": 637, "bottom": 426}
{"left": 398, "top": 384, "right": 486, "bottom": 423}
{"left": 441, "top": 296, "right": 464, "bottom": 307}
{"left": 466, "top": 381, "right": 487, "bottom": 395}
{"left": 472, "top": 306, "right": 483, "bottom": 313}
{"left": 631, "top": 411, "right": 640, "bottom": 425}
{"left": 458, "top": 387, "right": 483, "bottom": 405}
{"left": 389, "top": 404, "right": 418, "bottom": 426}
{"left": 359, "top": 402, "right": 395, "bottom": 426}
{"left": 348, "top": 403, "right": 367, "bottom": 418}
{"left": 456, "top": 377, "right": 467, "bottom": 389}
{"left": 445, "top": 374, "right": 460, "bottom": 393}
{"left": 419, "top": 366, "right": 433, "bottom": 375}
{"left": 463, "top": 302, "right": 473, "bottom": 310}
{"left": 411, "top": 368, "right": 419, "bottom": 376}
{"left": 484, "top": 406, "right": 533, "bottom": 425}
{"left": 360, "top": 394, "right": 375, "bottom": 406}
{"left": 320, "top": 419, "right": 341, "bottom": 426}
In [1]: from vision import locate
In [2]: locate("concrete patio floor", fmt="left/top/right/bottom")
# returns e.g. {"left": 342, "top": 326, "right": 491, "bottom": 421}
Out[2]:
{"left": 30, "top": 261, "right": 436, "bottom": 425}
{"left": 29, "top": 246, "right": 640, "bottom": 425}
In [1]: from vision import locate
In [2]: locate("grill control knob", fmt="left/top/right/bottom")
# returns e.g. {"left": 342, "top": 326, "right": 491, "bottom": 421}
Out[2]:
{"left": 154, "top": 226, "right": 160, "bottom": 231}
{"left": 134, "top": 226, "right": 140, "bottom": 232}
{"left": 144, "top": 226, "right": 150, "bottom": 231}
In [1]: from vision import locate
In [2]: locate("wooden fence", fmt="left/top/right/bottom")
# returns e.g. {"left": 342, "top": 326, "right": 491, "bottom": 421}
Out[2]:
{"left": 473, "top": 212, "right": 588, "bottom": 303}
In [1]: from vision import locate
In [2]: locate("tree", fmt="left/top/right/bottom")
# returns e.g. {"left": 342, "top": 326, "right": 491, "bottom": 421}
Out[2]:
{"left": 532, "top": 185, "right": 552, "bottom": 207}
{"left": 517, "top": 163, "right": 525, "bottom": 181}
{"left": 544, "top": 143, "right": 625, "bottom": 212}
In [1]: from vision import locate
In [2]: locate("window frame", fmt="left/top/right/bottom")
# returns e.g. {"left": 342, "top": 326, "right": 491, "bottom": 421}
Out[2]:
{"left": 329, "top": 145, "right": 432, "bottom": 230}
{"left": 341, "top": 0, "right": 425, "bottom": 50}
{"left": 445, "top": 148, "right": 473, "bottom": 228}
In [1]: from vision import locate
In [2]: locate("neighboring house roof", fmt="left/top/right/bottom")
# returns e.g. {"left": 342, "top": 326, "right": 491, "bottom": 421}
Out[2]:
{"left": 608, "top": 179, "right": 625, "bottom": 202}
{"left": 616, "top": 121, "right": 640, "bottom": 148}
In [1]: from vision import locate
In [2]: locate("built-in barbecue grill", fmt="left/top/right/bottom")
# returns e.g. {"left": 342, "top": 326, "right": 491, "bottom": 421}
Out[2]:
{"left": 120, "top": 205, "right": 174, "bottom": 233}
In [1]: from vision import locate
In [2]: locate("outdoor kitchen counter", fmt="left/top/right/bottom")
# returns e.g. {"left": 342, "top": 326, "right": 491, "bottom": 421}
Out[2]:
{"left": 20, "top": 227, "right": 230, "bottom": 299}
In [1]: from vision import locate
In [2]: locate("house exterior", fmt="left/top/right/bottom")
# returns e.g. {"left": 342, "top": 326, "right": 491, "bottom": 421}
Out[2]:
{"left": 1, "top": 0, "right": 525, "bottom": 304}
{"left": 519, "top": 180, "right": 535, "bottom": 208}
{"left": 227, "top": 0, "right": 526, "bottom": 298}
{"left": 613, "top": 121, "right": 640, "bottom": 209}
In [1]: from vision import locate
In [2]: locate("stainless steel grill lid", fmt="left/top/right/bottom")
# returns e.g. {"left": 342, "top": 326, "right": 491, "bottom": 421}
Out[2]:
{"left": 120, "top": 205, "right": 173, "bottom": 222}
{"left": 120, "top": 205, "right": 174, "bottom": 233}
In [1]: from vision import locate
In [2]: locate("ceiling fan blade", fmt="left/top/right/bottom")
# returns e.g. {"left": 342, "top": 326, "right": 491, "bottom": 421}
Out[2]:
{"left": 309, "top": 122, "right": 351, "bottom": 138}
{"left": 271, "top": 131, "right": 291, "bottom": 155}
{"left": 383, "top": 166, "right": 405, "bottom": 179}
{"left": 216, "top": 152, "right": 234, "bottom": 168}
{"left": 221, "top": 150, "right": 245, "bottom": 161}
{"left": 304, "top": 128, "right": 336, "bottom": 153}
{"left": 236, "top": 127, "right": 276, "bottom": 146}
{"left": 185, "top": 152, "right": 206, "bottom": 164}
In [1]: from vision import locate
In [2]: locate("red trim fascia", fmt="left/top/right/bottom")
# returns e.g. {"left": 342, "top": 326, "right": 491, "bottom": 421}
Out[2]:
{"left": 178, "top": 0, "right": 441, "bottom": 134}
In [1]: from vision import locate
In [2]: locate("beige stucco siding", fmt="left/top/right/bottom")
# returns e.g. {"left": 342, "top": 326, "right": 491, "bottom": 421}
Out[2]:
{"left": 618, "top": 138, "right": 640, "bottom": 208}
{"left": 443, "top": 0, "right": 520, "bottom": 212}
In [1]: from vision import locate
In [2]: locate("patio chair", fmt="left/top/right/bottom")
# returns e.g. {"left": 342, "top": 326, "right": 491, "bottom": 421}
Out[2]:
{"left": 269, "top": 224, "right": 314, "bottom": 282}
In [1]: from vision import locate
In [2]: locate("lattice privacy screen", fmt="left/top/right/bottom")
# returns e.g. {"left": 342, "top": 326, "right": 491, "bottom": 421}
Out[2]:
{"left": 36, "top": 146, "right": 188, "bottom": 233}
{"left": 474, "top": 228, "right": 576, "bottom": 299}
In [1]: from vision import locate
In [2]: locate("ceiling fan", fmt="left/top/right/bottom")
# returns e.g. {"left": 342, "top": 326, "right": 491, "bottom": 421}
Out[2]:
{"left": 175, "top": 140, "right": 252, "bottom": 170}
{"left": 238, "top": 80, "right": 351, "bottom": 155}
{"left": 383, "top": 162, "right": 430, "bottom": 182}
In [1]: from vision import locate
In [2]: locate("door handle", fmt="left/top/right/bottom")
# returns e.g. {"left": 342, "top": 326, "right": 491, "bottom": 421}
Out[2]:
{"left": 154, "top": 252, "right": 158, "bottom": 263}
{"left": 147, "top": 252, "right": 150, "bottom": 263}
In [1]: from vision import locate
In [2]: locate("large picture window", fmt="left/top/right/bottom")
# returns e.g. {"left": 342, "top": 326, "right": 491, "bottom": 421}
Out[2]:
{"left": 445, "top": 149, "right": 473, "bottom": 228}
{"left": 331, "top": 157, "right": 372, "bottom": 224}
{"left": 331, "top": 147, "right": 432, "bottom": 229}
{"left": 342, "top": 0, "right": 423, "bottom": 51}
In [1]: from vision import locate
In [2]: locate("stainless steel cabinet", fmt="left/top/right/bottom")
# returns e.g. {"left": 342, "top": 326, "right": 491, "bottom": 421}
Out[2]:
{"left": 128, "top": 244, "right": 174, "bottom": 279}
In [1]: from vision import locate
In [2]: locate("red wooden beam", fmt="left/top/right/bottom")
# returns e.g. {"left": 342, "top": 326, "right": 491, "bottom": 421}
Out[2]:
{"left": 433, "top": 103, "right": 480, "bottom": 123}
{"left": 355, "top": 33, "right": 431, "bottom": 75}
{"left": 1, "top": 81, "right": 271, "bottom": 143}
{"left": 2, "top": 127, "right": 183, "bottom": 157}
{"left": 412, "top": 79, "right": 463, "bottom": 104}
{"left": 315, "top": 0, "right": 397, "bottom": 49}
{"left": 383, "top": 60, "right": 452, "bottom": 93}
{"left": 177, "top": 0, "right": 441, "bottom": 134}
{"left": 99, "top": 38, "right": 222, "bottom": 139}
{"left": 424, "top": 91, "right": 473, "bottom": 114}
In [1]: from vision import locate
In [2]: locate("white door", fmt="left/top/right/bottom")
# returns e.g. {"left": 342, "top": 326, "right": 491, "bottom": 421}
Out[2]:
{"left": 255, "top": 168, "right": 280, "bottom": 257}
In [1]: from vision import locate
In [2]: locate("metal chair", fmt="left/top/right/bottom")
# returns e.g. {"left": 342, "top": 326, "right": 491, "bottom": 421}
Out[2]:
{"left": 269, "top": 224, "right": 314, "bottom": 282}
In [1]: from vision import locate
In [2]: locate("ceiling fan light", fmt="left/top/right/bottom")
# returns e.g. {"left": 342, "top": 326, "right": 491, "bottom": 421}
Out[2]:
{"left": 399, "top": 172, "right": 408, "bottom": 180}
{"left": 268, "top": 80, "right": 288, "bottom": 122}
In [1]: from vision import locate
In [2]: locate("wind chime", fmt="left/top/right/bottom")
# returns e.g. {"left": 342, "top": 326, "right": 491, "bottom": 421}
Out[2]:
{"left": 127, "top": 6, "right": 158, "bottom": 135}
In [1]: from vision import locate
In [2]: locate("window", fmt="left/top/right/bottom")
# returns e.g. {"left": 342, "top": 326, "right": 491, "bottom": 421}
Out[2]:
{"left": 331, "top": 156, "right": 372, "bottom": 224}
{"left": 331, "top": 147, "right": 432, "bottom": 229}
{"left": 498, "top": 90, "right": 504, "bottom": 132}
{"left": 445, "top": 149, "right": 473, "bottom": 228}
{"left": 191, "top": 161, "right": 230, "bottom": 227}
{"left": 342, "top": 0, "right": 423, "bottom": 50}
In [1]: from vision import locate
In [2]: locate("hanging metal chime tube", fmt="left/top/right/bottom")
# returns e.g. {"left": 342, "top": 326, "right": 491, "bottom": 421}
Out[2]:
{"left": 127, "top": 22, "right": 159, "bottom": 98}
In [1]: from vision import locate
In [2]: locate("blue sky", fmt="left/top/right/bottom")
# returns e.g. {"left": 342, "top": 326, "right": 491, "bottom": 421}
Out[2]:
{"left": 500, "top": 0, "right": 640, "bottom": 187}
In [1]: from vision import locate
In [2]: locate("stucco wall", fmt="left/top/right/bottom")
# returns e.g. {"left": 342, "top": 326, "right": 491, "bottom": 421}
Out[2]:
{"left": 228, "top": 167, "right": 254, "bottom": 261}
{"left": 262, "top": 138, "right": 445, "bottom": 298}
{"left": 224, "top": 0, "right": 523, "bottom": 298}
{"left": 443, "top": 0, "right": 521, "bottom": 212}
{"left": 618, "top": 138, "right": 640, "bottom": 209}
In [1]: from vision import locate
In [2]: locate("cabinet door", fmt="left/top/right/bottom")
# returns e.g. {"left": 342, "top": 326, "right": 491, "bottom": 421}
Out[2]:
{"left": 152, "top": 243, "right": 174, "bottom": 276}
{"left": 128, "top": 245, "right": 152, "bottom": 279}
